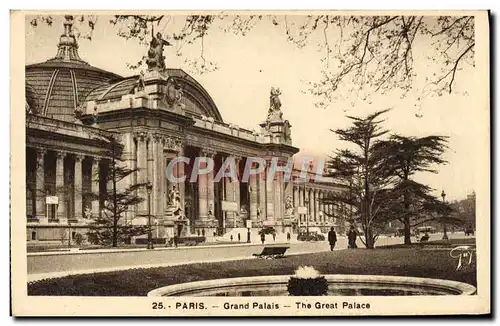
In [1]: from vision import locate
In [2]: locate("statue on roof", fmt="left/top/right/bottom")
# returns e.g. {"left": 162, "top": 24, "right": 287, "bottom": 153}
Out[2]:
{"left": 266, "top": 87, "right": 283, "bottom": 123}
{"left": 134, "top": 70, "right": 146, "bottom": 93}
{"left": 283, "top": 119, "right": 292, "bottom": 142}
{"left": 145, "top": 29, "right": 172, "bottom": 71}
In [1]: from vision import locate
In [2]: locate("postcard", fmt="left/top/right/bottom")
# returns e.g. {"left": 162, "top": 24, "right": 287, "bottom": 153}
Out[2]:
{"left": 11, "top": 10, "right": 490, "bottom": 316}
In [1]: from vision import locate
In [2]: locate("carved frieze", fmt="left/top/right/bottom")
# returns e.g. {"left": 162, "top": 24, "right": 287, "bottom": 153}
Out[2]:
{"left": 163, "top": 136, "right": 183, "bottom": 152}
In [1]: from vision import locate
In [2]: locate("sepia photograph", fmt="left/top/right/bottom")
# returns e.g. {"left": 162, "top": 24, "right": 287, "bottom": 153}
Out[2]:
{"left": 10, "top": 10, "right": 490, "bottom": 316}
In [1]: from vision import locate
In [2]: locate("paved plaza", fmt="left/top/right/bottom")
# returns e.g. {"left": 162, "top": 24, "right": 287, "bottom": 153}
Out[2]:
{"left": 27, "top": 232, "right": 471, "bottom": 282}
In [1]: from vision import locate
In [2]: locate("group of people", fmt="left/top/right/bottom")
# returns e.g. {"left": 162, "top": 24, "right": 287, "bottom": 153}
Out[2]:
{"left": 327, "top": 226, "right": 358, "bottom": 251}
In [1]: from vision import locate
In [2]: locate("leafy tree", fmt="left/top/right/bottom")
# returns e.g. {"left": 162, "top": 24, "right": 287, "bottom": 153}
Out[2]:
{"left": 28, "top": 14, "right": 474, "bottom": 109}
{"left": 322, "top": 109, "right": 396, "bottom": 248}
{"left": 376, "top": 135, "right": 449, "bottom": 243}
{"left": 450, "top": 192, "right": 476, "bottom": 229}
{"left": 86, "top": 135, "right": 150, "bottom": 247}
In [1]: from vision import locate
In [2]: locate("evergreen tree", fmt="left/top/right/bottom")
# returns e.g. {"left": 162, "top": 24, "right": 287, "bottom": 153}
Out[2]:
{"left": 378, "top": 135, "right": 454, "bottom": 243}
{"left": 86, "top": 135, "right": 150, "bottom": 247}
{"left": 322, "top": 109, "right": 396, "bottom": 248}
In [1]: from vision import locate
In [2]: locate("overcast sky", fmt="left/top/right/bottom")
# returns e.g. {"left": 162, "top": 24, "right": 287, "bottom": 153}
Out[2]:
{"left": 25, "top": 14, "right": 481, "bottom": 200}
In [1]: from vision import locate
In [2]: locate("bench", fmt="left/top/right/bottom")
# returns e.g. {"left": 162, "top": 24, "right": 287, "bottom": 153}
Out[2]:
{"left": 419, "top": 235, "right": 430, "bottom": 242}
{"left": 253, "top": 246, "right": 289, "bottom": 259}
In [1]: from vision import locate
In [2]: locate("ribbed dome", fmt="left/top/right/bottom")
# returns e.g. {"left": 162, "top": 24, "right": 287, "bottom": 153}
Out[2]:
{"left": 25, "top": 15, "right": 122, "bottom": 121}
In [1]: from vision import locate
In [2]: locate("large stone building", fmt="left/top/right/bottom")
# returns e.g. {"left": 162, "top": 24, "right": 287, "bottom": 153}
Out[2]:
{"left": 25, "top": 16, "right": 345, "bottom": 244}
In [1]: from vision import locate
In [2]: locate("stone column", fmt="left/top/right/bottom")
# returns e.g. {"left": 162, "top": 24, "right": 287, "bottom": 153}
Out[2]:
{"left": 298, "top": 187, "right": 304, "bottom": 223}
{"left": 314, "top": 189, "right": 320, "bottom": 222}
{"left": 197, "top": 149, "right": 209, "bottom": 220}
{"left": 249, "top": 160, "right": 258, "bottom": 221}
{"left": 35, "top": 149, "right": 46, "bottom": 221}
{"left": 159, "top": 139, "right": 165, "bottom": 217}
{"left": 308, "top": 188, "right": 313, "bottom": 223}
{"left": 122, "top": 132, "right": 136, "bottom": 221}
{"left": 233, "top": 156, "right": 241, "bottom": 221}
{"left": 74, "top": 154, "right": 84, "bottom": 220}
{"left": 265, "top": 160, "right": 274, "bottom": 221}
{"left": 136, "top": 132, "right": 148, "bottom": 215}
{"left": 163, "top": 150, "right": 169, "bottom": 213}
{"left": 152, "top": 134, "right": 161, "bottom": 217}
{"left": 319, "top": 191, "right": 324, "bottom": 223}
{"left": 176, "top": 146, "right": 186, "bottom": 212}
{"left": 258, "top": 164, "right": 266, "bottom": 222}
{"left": 293, "top": 185, "right": 299, "bottom": 212}
{"left": 223, "top": 159, "right": 234, "bottom": 226}
{"left": 91, "top": 157, "right": 100, "bottom": 218}
{"left": 328, "top": 197, "right": 332, "bottom": 224}
{"left": 56, "top": 151, "right": 66, "bottom": 220}
{"left": 273, "top": 165, "right": 282, "bottom": 221}
{"left": 147, "top": 133, "right": 154, "bottom": 208}
{"left": 205, "top": 150, "right": 216, "bottom": 221}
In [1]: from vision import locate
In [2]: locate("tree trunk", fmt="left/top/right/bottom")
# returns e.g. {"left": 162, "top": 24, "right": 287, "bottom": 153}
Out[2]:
{"left": 365, "top": 228, "right": 375, "bottom": 249}
{"left": 403, "top": 219, "right": 411, "bottom": 244}
{"left": 403, "top": 178, "right": 412, "bottom": 245}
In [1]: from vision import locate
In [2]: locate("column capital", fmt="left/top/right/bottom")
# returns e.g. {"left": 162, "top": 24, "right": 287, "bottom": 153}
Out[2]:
{"left": 56, "top": 151, "right": 67, "bottom": 160}
{"left": 36, "top": 148, "right": 47, "bottom": 156}
{"left": 92, "top": 156, "right": 104, "bottom": 165}
{"left": 134, "top": 131, "right": 148, "bottom": 142}
{"left": 153, "top": 133, "right": 163, "bottom": 142}
{"left": 36, "top": 148, "right": 46, "bottom": 162}
{"left": 201, "top": 148, "right": 217, "bottom": 158}
{"left": 74, "top": 154, "right": 85, "bottom": 162}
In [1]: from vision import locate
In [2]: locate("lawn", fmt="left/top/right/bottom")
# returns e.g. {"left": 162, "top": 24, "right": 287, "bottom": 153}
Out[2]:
{"left": 28, "top": 243, "right": 476, "bottom": 296}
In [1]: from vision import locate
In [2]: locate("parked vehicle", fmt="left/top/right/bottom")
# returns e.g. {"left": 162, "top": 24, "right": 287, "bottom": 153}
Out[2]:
{"left": 297, "top": 231, "right": 325, "bottom": 242}
{"left": 167, "top": 236, "right": 206, "bottom": 247}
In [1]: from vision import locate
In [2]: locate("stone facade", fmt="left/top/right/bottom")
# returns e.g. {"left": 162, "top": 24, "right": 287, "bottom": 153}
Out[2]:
{"left": 24, "top": 16, "right": 345, "bottom": 244}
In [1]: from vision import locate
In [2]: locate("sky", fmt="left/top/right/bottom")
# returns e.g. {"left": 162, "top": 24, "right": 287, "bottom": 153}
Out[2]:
{"left": 24, "top": 14, "right": 483, "bottom": 201}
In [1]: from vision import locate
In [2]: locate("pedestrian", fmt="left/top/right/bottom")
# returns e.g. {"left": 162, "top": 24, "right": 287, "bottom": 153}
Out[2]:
{"left": 347, "top": 226, "right": 357, "bottom": 249}
{"left": 272, "top": 233, "right": 276, "bottom": 242}
{"left": 202, "top": 229, "right": 205, "bottom": 237}
{"left": 238, "top": 233, "right": 241, "bottom": 242}
{"left": 230, "top": 235, "right": 233, "bottom": 242}
{"left": 173, "top": 235, "right": 178, "bottom": 248}
{"left": 328, "top": 227, "right": 337, "bottom": 251}
{"left": 260, "top": 232, "right": 265, "bottom": 244}
{"left": 286, "top": 232, "right": 291, "bottom": 243}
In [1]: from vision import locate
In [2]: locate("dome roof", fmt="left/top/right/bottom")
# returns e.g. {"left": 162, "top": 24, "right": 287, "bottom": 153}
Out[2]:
{"left": 84, "top": 69, "right": 224, "bottom": 122}
{"left": 25, "top": 15, "right": 122, "bottom": 121}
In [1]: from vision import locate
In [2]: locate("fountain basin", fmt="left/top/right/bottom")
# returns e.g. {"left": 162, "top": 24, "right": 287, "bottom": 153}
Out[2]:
{"left": 147, "top": 274, "right": 476, "bottom": 297}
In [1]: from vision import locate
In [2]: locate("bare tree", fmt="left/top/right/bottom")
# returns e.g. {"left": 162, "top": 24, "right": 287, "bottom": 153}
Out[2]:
{"left": 29, "top": 14, "right": 474, "bottom": 109}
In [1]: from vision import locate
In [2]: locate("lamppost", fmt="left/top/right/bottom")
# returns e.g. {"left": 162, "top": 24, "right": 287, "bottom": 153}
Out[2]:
{"left": 67, "top": 220, "right": 71, "bottom": 250}
{"left": 146, "top": 183, "right": 154, "bottom": 249}
{"left": 441, "top": 190, "right": 448, "bottom": 240}
{"left": 304, "top": 198, "right": 310, "bottom": 237}
{"left": 247, "top": 186, "right": 252, "bottom": 243}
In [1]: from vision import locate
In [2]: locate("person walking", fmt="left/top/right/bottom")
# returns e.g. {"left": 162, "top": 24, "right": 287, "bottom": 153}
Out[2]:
{"left": 347, "top": 226, "right": 357, "bottom": 249}
{"left": 230, "top": 235, "right": 233, "bottom": 242}
{"left": 328, "top": 227, "right": 337, "bottom": 251}
{"left": 173, "top": 234, "right": 178, "bottom": 248}
{"left": 260, "top": 232, "right": 265, "bottom": 244}
{"left": 272, "top": 233, "right": 276, "bottom": 242}
{"left": 238, "top": 233, "right": 241, "bottom": 242}
{"left": 286, "top": 232, "right": 291, "bottom": 243}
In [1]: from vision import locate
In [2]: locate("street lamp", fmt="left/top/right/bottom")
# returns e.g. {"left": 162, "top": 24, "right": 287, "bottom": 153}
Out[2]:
{"left": 146, "top": 183, "right": 154, "bottom": 249}
{"left": 247, "top": 186, "right": 252, "bottom": 243}
{"left": 441, "top": 190, "right": 448, "bottom": 240}
{"left": 304, "top": 198, "right": 310, "bottom": 237}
